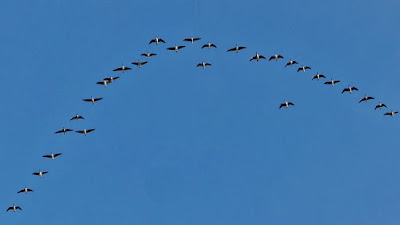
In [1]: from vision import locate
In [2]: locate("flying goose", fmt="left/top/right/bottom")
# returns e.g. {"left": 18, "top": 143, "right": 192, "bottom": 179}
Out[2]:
{"left": 384, "top": 110, "right": 398, "bottom": 117}
{"left": 82, "top": 96, "right": 103, "bottom": 105}
{"left": 285, "top": 59, "right": 298, "bottom": 67}
{"left": 359, "top": 94, "right": 374, "bottom": 103}
{"left": 32, "top": 170, "right": 48, "bottom": 178}
{"left": 96, "top": 80, "right": 110, "bottom": 87}
{"left": 70, "top": 114, "right": 84, "bottom": 121}
{"left": 55, "top": 127, "right": 73, "bottom": 135}
{"left": 166, "top": 44, "right": 186, "bottom": 52}
{"left": 113, "top": 64, "right": 131, "bottom": 73}
{"left": 227, "top": 44, "right": 246, "bottom": 53}
{"left": 42, "top": 153, "right": 62, "bottom": 160}
{"left": 269, "top": 53, "right": 284, "bottom": 61}
{"left": 279, "top": 100, "right": 294, "bottom": 109}
{"left": 75, "top": 128, "right": 95, "bottom": 136}
{"left": 342, "top": 85, "right": 358, "bottom": 94}
{"left": 183, "top": 36, "right": 201, "bottom": 44}
{"left": 6, "top": 204, "right": 22, "bottom": 212}
{"left": 149, "top": 36, "right": 165, "bottom": 45}
{"left": 311, "top": 72, "right": 326, "bottom": 81}
{"left": 197, "top": 61, "right": 211, "bottom": 69}
{"left": 375, "top": 102, "right": 387, "bottom": 110}
{"left": 141, "top": 53, "right": 157, "bottom": 58}
{"left": 132, "top": 60, "right": 148, "bottom": 68}
{"left": 17, "top": 187, "right": 33, "bottom": 194}
{"left": 250, "top": 52, "right": 266, "bottom": 61}
{"left": 201, "top": 42, "right": 217, "bottom": 49}
{"left": 297, "top": 65, "right": 311, "bottom": 72}
{"left": 104, "top": 76, "right": 119, "bottom": 83}
{"left": 324, "top": 79, "right": 340, "bottom": 87}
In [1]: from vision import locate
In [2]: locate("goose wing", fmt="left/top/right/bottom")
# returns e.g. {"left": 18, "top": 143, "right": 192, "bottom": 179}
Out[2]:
{"left": 27, "top": 189, "right": 33, "bottom": 192}
{"left": 297, "top": 67, "right": 302, "bottom": 72}
{"left": 54, "top": 130, "right": 63, "bottom": 134}
{"left": 141, "top": 53, "right": 148, "bottom": 57}
{"left": 113, "top": 67, "right": 122, "bottom": 71}
{"left": 250, "top": 56, "right": 256, "bottom": 61}
{"left": 227, "top": 47, "right": 235, "bottom": 52}
{"left": 183, "top": 38, "right": 191, "bottom": 42}
{"left": 159, "top": 39, "right": 165, "bottom": 43}
{"left": 205, "top": 63, "right": 211, "bottom": 66}
{"left": 324, "top": 81, "right": 331, "bottom": 85}
{"left": 269, "top": 56, "right": 275, "bottom": 61}
{"left": 166, "top": 47, "right": 175, "bottom": 50}
{"left": 311, "top": 75, "right": 317, "bottom": 80}
{"left": 75, "top": 130, "right": 84, "bottom": 133}
{"left": 382, "top": 104, "right": 387, "bottom": 108}
{"left": 54, "top": 153, "right": 62, "bottom": 157}
{"left": 342, "top": 88, "right": 349, "bottom": 93}
{"left": 42, "top": 155, "right": 52, "bottom": 158}
{"left": 352, "top": 87, "right": 359, "bottom": 91}
{"left": 278, "top": 55, "right": 284, "bottom": 58}
{"left": 96, "top": 81, "right": 107, "bottom": 85}
{"left": 384, "top": 112, "right": 391, "bottom": 116}
{"left": 6, "top": 207, "right": 13, "bottom": 211}
{"left": 333, "top": 80, "right": 340, "bottom": 84}
{"left": 288, "top": 102, "right": 294, "bottom": 106}
{"left": 201, "top": 44, "right": 208, "bottom": 49}
{"left": 132, "top": 62, "right": 139, "bottom": 65}
{"left": 82, "top": 99, "right": 92, "bottom": 102}
{"left": 285, "top": 62, "right": 290, "bottom": 67}
{"left": 196, "top": 63, "right": 202, "bottom": 67}
{"left": 238, "top": 46, "right": 246, "bottom": 50}
{"left": 210, "top": 44, "right": 217, "bottom": 48}
{"left": 148, "top": 39, "right": 155, "bottom": 44}
{"left": 16, "top": 206, "right": 22, "bottom": 210}
{"left": 259, "top": 55, "right": 266, "bottom": 59}
{"left": 86, "top": 129, "right": 95, "bottom": 133}
{"left": 177, "top": 46, "right": 186, "bottom": 49}
{"left": 359, "top": 98, "right": 366, "bottom": 103}
{"left": 149, "top": 53, "right": 157, "bottom": 56}
{"left": 141, "top": 61, "right": 148, "bottom": 65}
{"left": 319, "top": 75, "right": 326, "bottom": 78}
{"left": 17, "top": 189, "right": 24, "bottom": 193}
{"left": 293, "top": 61, "right": 298, "bottom": 64}
{"left": 367, "top": 96, "right": 374, "bottom": 100}
{"left": 42, "top": 171, "right": 48, "bottom": 174}
{"left": 279, "top": 103, "right": 285, "bottom": 109}
{"left": 94, "top": 97, "right": 103, "bottom": 102}
{"left": 32, "top": 172, "right": 40, "bottom": 176}
{"left": 104, "top": 77, "right": 119, "bottom": 81}
{"left": 305, "top": 66, "right": 311, "bottom": 69}
{"left": 193, "top": 37, "right": 201, "bottom": 41}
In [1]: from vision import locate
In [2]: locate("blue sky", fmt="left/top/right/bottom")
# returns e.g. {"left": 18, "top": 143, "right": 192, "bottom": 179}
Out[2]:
{"left": 1, "top": 0, "right": 400, "bottom": 224}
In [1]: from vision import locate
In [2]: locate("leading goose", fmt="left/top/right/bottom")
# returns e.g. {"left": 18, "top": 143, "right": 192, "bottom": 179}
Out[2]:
{"left": 132, "top": 60, "right": 148, "bottom": 68}
{"left": 166, "top": 44, "right": 186, "bottom": 52}
{"left": 42, "top": 153, "right": 62, "bottom": 160}
{"left": 375, "top": 102, "right": 387, "bottom": 110}
{"left": 197, "top": 61, "right": 211, "bottom": 69}
{"left": 82, "top": 96, "right": 103, "bottom": 105}
{"left": 183, "top": 36, "right": 201, "bottom": 44}
{"left": 17, "top": 187, "right": 33, "bottom": 194}
{"left": 250, "top": 52, "right": 266, "bottom": 62}
{"left": 55, "top": 127, "right": 73, "bottom": 135}
{"left": 6, "top": 204, "right": 22, "bottom": 212}
{"left": 285, "top": 59, "right": 298, "bottom": 67}
{"left": 297, "top": 65, "right": 311, "bottom": 72}
{"left": 342, "top": 85, "right": 358, "bottom": 94}
{"left": 311, "top": 72, "right": 326, "bottom": 81}
{"left": 384, "top": 111, "right": 398, "bottom": 117}
{"left": 227, "top": 44, "right": 246, "bottom": 53}
{"left": 70, "top": 114, "right": 84, "bottom": 121}
{"left": 141, "top": 53, "right": 157, "bottom": 58}
{"left": 32, "top": 170, "right": 48, "bottom": 178}
{"left": 75, "top": 128, "right": 95, "bottom": 136}
{"left": 113, "top": 64, "right": 131, "bottom": 73}
{"left": 201, "top": 42, "right": 217, "bottom": 49}
{"left": 324, "top": 79, "right": 340, "bottom": 87}
{"left": 279, "top": 100, "right": 294, "bottom": 109}
{"left": 359, "top": 95, "right": 375, "bottom": 103}
{"left": 269, "top": 53, "right": 284, "bottom": 61}
{"left": 149, "top": 36, "right": 165, "bottom": 45}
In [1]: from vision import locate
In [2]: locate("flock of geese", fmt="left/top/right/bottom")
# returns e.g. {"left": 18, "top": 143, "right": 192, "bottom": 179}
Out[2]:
{"left": 4, "top": 35, "right": 397, "bottom": 215}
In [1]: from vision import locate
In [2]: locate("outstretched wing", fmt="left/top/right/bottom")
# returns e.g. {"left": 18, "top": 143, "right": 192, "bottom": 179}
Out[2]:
{"left": 113, "top": 67, "right": 122, "bottom": 71}
{"left": 269, "top": 56, "right": 274, "bottom": 61}
{"left": 227, "top": 47, "right": 235, "bottom": 52}
{"left": 42, "top": 155, "right": 52, "bottom": 158}
{"left": 166, "top": 47, "right": 175, "bottom": 50}
{"left": 148, "top": 39, "right": 155, "bottom": 44}
{"left": 86, "top": 129, "right": 95, "bottom": 133}
{"left": 82, "top": 99, "right": 92, "bottom": 102}
{"left": 159, "top": 39, "right": 165, "bottom": 43}
{"left": 211, "top": 44, "right": 217, "bottom": 48}
{"left": 279, "top": 104, "right": 285, "bottom": 109}
{"left": 94, "top": 98, "right": 103, "bottom": 102}
{"left": 54, "top": 153, "right": 62, "bottom": 157}
{"left": 178, "top": 46, "right": 186, "bottom": 49}
{"left": 75, "top": 130, "right": 84, "bottom": 133}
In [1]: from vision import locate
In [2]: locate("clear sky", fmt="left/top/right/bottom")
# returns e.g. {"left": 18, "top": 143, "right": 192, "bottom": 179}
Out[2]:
{"left": 1, "top": 0, "right": 400, "bottom": 224}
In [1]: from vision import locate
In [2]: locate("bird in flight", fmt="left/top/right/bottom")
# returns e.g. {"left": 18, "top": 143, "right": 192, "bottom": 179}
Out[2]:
{"left": 132, "top": 60, "right": 148, "bottom": 68}
{"left": 82, "top": 96, "right": 103, "bottom": 105}
{"left": 141, "top": 53, "right": 157, "bottom": 58}
{"left": 75, "top": 128, "right": 95, "bottom": 136}
{"left": 269, "top": 53, "right": 284, "bottom": 61}
{"left": 285, "top": 59, "right": 298, "bottom": 67}
{"left": 32, "top": 170, "right": 48, "bottom": 178}
{"left": 311, "top": 72, "right": 326, "bottom": 81}
{"left": 375, "top": 102, "right": 387, "bottom": 110}
{"left": 342, "top": 85, "right": 358, "bottom": 94}
{"left": 359, "top": 95, "right": 374, "bottom": 103}
{"left": 197, "top": 61, "right": 211, "bottom": 69}
{"left": 201, "top": 42, "right": 217, "bottom": 49}
{"left": 42, "top": 153, "right": 62, "bottom": 160}
{"left": 17, "top": 187, "right": 33, "bottom": 194}
{"left": 96, "top": 80, "right": 110, "bottom": 87}
{"left": 6, "top": 204, "right": 22, "bottom": 212}
{"left": 113, "top": 64, "right": 131, "bottom": 73}
{"left": 297, "top": 65, "right": 311, "bottom": 72}
{"left": 279, "top": 100, "right": 294, "bottom": 109}
{"left": 183, "top": 36, "right": 201, "bottom": 44}
{"left": 227, "top": 44, "right": 246, "bottom": 53}
{"left": 384, "top": 111, "right": 398, "bottom": 117}
{"left": 324, "top": 78, "right": 340, "bottom": 87}
{"left": 55, "top": 127, "right": 73, "bottom": 135}
{"left": 149, "top": 36, "right": 165, "bottom": 45}
{"left": 70, "top": 114, "right": 84, "bottom": 121}
{"left": 166, "top": 44, "right": 186, "bottom": 52}
{"left": 250, "top": 52, "right": 266, "bottom": 62}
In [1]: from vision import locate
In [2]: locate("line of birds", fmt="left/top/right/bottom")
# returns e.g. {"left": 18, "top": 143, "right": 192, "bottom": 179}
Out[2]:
{"left": 4, "top": 34, "right": 397, "bottom": 215}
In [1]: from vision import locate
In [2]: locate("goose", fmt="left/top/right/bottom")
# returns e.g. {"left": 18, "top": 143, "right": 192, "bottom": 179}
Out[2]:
{"left": 285, "top": 59, "right": 298, "bottom": 67}
{"left": 70, "top": 114, "right": 84, "bottom": 121}
{"left": 375, "top": 102, "right": 387, "bottom": 110}
{"left": 42, "top": 153, "right": 62, "bottom": 160}
{"left": 132, "top": 60, "right": 148, "bottom": 68}
{"left": 32, "top": 170, "right": 48, "bottom": 178}
{"left": 149, "top": 36, "right": 165, "bottom": 45}
{"left": 166, "top": 44, "right": 186, "bottom": 52}
{"left": 197, "top": 61, "right": 211, "bottom": 69}
{"left": 113, "top": 64, "right": 131, "bottom": 73}
{"left": 183, "top": 36, "right": 201, "bottom": 44}
{"left": 279, "top": 100, "right": 294, "bottom": 109}
{"left": 311, "top": 72, "right": 326, "bottom": 81}
{"left": 359, "top": 94, "right": 374, "bottom": 103}
{"left": 269, "top": 53, "right": 284, "bottom": 61}
{"left": 250, "top": 52, "right": 266, "bottom": 61}
{"left": 297, "top": 65, "right": 311, "bottom": 72}
{"left": 17, "top": 187, "right": 33, "bottom": 194}
{"left": 141, "top": 53, "right": 157, "bottom": 58}
{"left": 82, "top": 96, "right": 103, "bottom": 105}
{"left": 342, "top": 85, "right": 359, "bottom": 94}
{"left": 96, "top": 80, "right": 110, "bottom": 87}
{"left": 227, "top": 44, "right": 246, "bottom": 53}
{"left": 6, "top": 204, "right": 22, "bottom": 212}
{"left": 55, "top": 127, "right": 73, "bottom": 135}
{"left": 104, "top": 76, "right": 119, "bottom": 83}
{"left": 324, "top": 78, "right": 340, "bottom": 87}
{"left": 201, "top": 42, "right": 217, "bottom": 49}
{"left": 384, "top": 110, "right": 398, "bottom": 117}
{"left": 75, "top": 128, "right": 95, "bottom": 136}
